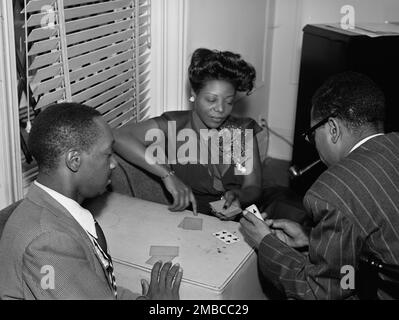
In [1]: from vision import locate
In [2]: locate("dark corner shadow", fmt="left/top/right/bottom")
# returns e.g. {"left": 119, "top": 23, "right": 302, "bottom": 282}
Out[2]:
{"left": 238, "top": 224, "right": 287, "bottom": 300}
{"left": 81, "top": 189, "right": 114, "bottom": 220}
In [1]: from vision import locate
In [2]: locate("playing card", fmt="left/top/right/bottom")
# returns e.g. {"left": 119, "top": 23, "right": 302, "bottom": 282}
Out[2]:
{"left": 149, "top": 245, "right": 179, "bottom": 257}
{"left": 145, "top": 255, "right": 176, "bottom": 266}
{"left": 209, "top": 199, "right": 242, "bottom": 218}
{"left": 178, "top": 217, "right": 203, "bottom": 230}
{"left": 244, "top": 204, "right": 264, "bottom": 221}
{"left": 212, "top": 230, "right": 240, "bottom": 244}
{"left": 147, "top": 245, "right": 179, "bottom": 266}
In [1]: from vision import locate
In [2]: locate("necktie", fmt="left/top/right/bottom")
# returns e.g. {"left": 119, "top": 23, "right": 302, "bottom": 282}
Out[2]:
{"left": 95, "top": 220, "right": 108, "bottom": 253}
{"left": 94, "top": 220, "right": 117, "bottom": 298}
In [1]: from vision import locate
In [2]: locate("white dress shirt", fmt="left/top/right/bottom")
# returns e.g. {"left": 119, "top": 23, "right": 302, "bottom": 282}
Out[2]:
{"left": 34, "top": 181, "right": 118, "bottom": 297}
{"left": 349, "top": 133, "right": 384, "bottom": 154}
{"left": 34, "top": 181, "right": 98, "bottom": 240}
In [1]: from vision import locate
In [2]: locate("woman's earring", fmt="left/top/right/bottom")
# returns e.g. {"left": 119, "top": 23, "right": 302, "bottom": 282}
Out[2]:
{"left": 189, "top": 96, "right": 195, "bottom": 103}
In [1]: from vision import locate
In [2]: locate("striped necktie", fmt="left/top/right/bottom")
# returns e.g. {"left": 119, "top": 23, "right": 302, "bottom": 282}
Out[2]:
{"left": 94, "top": 220, "right": 117, "bottom": 298}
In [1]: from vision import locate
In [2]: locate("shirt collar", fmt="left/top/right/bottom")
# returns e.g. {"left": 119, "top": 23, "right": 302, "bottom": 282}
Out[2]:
{"left": 349, "top": 133, "right": 384, "bottom": 154}
{"left": 34, "top": 181, "right": 97, "bottom": 238}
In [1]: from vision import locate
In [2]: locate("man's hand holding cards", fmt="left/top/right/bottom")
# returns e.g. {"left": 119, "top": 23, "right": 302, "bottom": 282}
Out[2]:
{"left": 243, "top": 204, "right": 264, "bottom": 221}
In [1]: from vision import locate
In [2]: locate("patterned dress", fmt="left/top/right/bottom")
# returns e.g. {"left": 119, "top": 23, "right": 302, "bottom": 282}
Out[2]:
{"left": 153, "top": 110, "right": 261, "bottom": 214}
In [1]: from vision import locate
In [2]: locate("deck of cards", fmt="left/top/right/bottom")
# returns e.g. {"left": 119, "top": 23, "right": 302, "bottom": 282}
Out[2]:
{"left": 243, "top": 204, "right": 264, "bottom": 221}
{"left": 209, "top": 199, "right": 242, "bottom": 218}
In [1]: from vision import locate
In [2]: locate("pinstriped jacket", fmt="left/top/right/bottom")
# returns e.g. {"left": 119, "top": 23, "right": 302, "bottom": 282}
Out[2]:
{"left": 0, "top": 184, "right": 136, "bottom": 299}
{"left": 259, "top": 132, "right": 399, "bottom": 299}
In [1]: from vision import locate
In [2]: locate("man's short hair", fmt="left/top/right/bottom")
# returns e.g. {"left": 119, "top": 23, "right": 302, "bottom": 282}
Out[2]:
{"left": 28, "top": 103, "right": 102, "bottom": 173}
{"left": 311, "top": 71, "right": 385, "bottom": 130}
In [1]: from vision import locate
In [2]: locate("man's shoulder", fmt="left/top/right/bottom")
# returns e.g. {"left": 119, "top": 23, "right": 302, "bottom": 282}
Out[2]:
{"left": 339, "top": 132, "right": 399, "bottom": 175}
{"left": 0, "top": 195, "right": 74, "bottom": 255}
{"left": 307, "top": 132, "right": 399, "bottom": 208}
{"left": 5, "top": 197, "right": 44, "bottom": 231}
{"left": 0, "top": 196, "right": 102, "bottom": 300}
{"left": 305, "top": 155, "right": 363, "bottom": 207}
{"left": 357, "top": 132, "right": 399, "bottom": 156}
{"left": 315, "top": 132, "right": 399, "bottom": 185}
{"left": 0, "top": 197, "right": 57, "bottom": 297}
{"left": 379, "top": 131, "right": 399, "bottom": 143}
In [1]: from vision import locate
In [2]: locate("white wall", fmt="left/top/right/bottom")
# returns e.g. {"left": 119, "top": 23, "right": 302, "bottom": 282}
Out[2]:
{"left": 150, "top": 0, "right": 188, "bottom": 117}
{"left": 267, "top": 0, "right": 399, "bottom": 160}
{"left": 184, "top": 0, "right": 274, "bottom": 122}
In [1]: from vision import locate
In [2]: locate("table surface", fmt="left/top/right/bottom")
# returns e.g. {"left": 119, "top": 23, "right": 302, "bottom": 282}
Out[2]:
{"left": 88, "top": 192, "right": 257, "bottom": 292}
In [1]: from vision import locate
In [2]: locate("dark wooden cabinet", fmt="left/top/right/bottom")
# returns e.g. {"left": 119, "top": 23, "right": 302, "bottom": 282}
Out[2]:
{"left": 291, "top": 24, "right": 399, "bottom": 195}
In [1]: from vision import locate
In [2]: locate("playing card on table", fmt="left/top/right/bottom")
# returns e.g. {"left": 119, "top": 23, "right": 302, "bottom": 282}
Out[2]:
{"left": 146, "top": 255, "right": 177, "bottom": 265}
{"left": 146, "top": 245, "right": 179, "bottom": 266}
{"left": 149, "top": 245, "right": 179, "bottom": 257}
{"left": 209, "top": 199, "right": 242, "bottom": 218}
{"left": 244, "top": 204, "right": 264, "bottom": 221}
{"left": 178, "top": 217, "right": 203, "bottom": 230}
{"left": 212, "top": 230, "right": 240, "bottom": 244}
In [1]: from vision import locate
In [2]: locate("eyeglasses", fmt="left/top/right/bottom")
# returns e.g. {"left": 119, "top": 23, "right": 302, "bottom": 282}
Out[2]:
{"left": 302, "top": 112, "right": 338, "bottom": 145}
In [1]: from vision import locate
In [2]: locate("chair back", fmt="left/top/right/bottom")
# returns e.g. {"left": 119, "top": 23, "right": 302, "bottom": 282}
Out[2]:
{"left": 110, "top": 153, "right": 171, "bottom": 205}
{"left": 357, "top": 257, "right": 399, "bottom": 299}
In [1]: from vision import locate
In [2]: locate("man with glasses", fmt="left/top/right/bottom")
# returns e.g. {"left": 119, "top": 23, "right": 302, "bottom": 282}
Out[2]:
{"left": 240, "top": 71, "right": 399, "bottom": 299}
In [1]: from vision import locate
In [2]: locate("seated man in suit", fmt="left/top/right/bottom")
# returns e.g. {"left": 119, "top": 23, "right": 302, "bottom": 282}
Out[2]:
{"left": 240, "top": 71, "right": 399, "bottom": 299}
{"left": 0, "top": 103, "right": 182, "bottom": 299}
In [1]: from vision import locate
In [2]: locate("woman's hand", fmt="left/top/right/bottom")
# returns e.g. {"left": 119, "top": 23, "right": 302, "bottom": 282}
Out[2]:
{"left": 223, "top": 190, "right": 242, "bottom": 209}
{"left": 162, "top": 174, "right": 198, "bottom": 215}
{"left": 213, "top": 190, "right": 241, "bottom": 221}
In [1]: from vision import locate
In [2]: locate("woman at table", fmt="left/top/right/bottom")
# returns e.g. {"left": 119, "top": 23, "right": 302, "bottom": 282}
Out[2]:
{"left": 113, "top": 48, "right": 305, "bottom": 222}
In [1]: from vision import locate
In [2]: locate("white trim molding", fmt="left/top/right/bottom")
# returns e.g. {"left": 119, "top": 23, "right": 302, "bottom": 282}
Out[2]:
{"left": 150, "top": 0, "right": 187, "bottom": 115}
{"left": 0, "top": 0, "right": 23, "bottom": 208}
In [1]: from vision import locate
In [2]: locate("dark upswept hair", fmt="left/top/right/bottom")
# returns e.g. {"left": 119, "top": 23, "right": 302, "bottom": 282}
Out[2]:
{"left": 28, "top": 102, "right": 102, "bottom": 173}
{"left": 188, "top": 48, "right": 256, "bottom": 95}
{"left": 311, "top": 71, "right": 385, "bottom": 130}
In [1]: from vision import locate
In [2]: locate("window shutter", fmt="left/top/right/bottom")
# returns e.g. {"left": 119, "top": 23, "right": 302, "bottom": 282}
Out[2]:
{"left": 136, "top": 0, "right": 151, "bottom": 122}
{"left": 19, "top": 0, "right": 151, "bottom": 193}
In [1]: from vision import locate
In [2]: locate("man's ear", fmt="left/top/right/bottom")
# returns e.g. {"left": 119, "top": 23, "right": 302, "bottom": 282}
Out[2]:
{"left": 328, "top": 118, "right": 341, "bottom": 144}
{"left": 65, "top": 149, "right": 81, "bottom": 172}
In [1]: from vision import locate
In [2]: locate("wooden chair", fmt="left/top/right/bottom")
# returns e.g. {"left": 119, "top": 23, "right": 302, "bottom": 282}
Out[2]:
{"left": 0, "top": 200, "right": 22, "bottom": 240}
{"left": 110, "top": 153, "right": 171, "bottom": 205}
{"left": 357, "top": 257, "right": 399, "bottom": 299}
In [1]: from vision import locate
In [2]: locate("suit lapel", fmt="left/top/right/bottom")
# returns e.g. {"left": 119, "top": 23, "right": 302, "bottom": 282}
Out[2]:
{"left": 27, "top": 185, "right": 92, "bottom": 244}
{"left": 26, "top": 185, "right": 115, "bottom": 292}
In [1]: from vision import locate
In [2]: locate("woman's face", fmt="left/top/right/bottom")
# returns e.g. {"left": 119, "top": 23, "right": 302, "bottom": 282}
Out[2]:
{"left": 193, "top": 79, "right": 236, "bottom": 129}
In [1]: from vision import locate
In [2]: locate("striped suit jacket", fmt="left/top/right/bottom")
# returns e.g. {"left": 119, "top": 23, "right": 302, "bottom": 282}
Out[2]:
{"left": 0, "top": 184, "right": 136, "bottom": 299}
{"left": 259, "top": 132, "right": 399, "bottom": 299}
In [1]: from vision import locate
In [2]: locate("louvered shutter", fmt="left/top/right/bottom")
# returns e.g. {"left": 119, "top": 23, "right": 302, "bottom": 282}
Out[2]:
{"left": 19, "top": 0, "right": 151, "bottom": 193}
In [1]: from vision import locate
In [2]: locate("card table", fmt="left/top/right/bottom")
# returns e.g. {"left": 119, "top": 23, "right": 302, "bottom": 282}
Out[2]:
{"left": 86, "top": 192, "right": 266, "bottom": 300}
